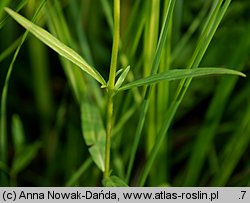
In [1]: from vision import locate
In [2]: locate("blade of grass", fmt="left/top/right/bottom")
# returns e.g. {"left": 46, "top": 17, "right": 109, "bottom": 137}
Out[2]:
{"left": 171, "top": 0, "right": 211, "bottom": 64}
{"left": 121, "top": 0, "right": 145, "bottom": 66}
{"left": 184, "top": 20, "right": 250, "bottom": 186}
{"left": 125, "top": 0, "right": 176, "bottom": 183}
{"left": 0, "top": 0, "right": 10, "bottom": 20}
{"left": 138, "top": 0, "right": 232, "bottom": 186}
{"left": 153, "top": 0, "right": 172, "bottom": 185}
{"left": 143, "top": 0, "right": 160, "bottom": 169}
{"left": 118, "top": 68, "right": 244, "bottom": 91}
{"left": 47, "top": 0, "right": 104, "bottom": 131}
{"left": 115, "top": 1, "right": 146, "bottom": 146}
{"left": 26, "top": 1, "right": 54, "bottom": 135}
{"left": 66, "top": 158, "right": 92, "bottom": 186}
{"left": 68, "top": 0, "right": 94, "bottom": 65}
{"left": 211, "top": 98, "right": 250, "bottom": 186}
{"left": 0, "top": 0, "right": 46, "bottom": 186}
{"left": 122, "top": 0, "right": 141, "bottom": 45}
{"left": 45, "top": 0, "right": 107, "bottom": 182}
{"left": 47, "top": 0, "right": 104, "bottom": 109}
{"left": 0, "top": 0, "right": 30, "bottom": 29}
{"left": 5, "top": 7, "right": 106, "bottom": 86}
{"left": 100, "top": 0, "right": 113, "bottom": 33}
{"left": 45, "top": 0, "right": 85, "bottom": 102}
{"left": 0, "top": 36, "right": 21, "bottom": 62}
{"left": 68, "top": 0, "right": 104, "bottom": 108}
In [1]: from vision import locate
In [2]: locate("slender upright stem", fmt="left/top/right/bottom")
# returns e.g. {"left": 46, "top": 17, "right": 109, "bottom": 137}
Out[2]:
{"left": 104, "top": 95, "right": 113, "bottom": 178}
{"left": 108, "top": 0, "right": 120, "bottom": 89}
{"left": 104, "top": 0, "right": 120, "bottom": 178}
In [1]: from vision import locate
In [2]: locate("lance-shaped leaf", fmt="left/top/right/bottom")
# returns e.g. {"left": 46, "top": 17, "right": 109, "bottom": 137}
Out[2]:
{"left": 118, "top": 67, "right": 245, "bottom": 91}
{"left": 11, "top": 115, "right": 41, "bottom": 176}
{"left": 11, "top": 142, "right": 41, "bottom": 176}
{"left": 114, "top": 65, "right": 130, "bottom": 90}
{"left": 5, "top": 7, "right": 106, "bottom": 86}
{"left": 81, "top": 101, "right": 106, "bottom": 172}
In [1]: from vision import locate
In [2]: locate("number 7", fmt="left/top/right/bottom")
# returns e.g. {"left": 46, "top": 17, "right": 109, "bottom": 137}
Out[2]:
{"left": 241, "top": 191, "right": 246, "bottom": 199}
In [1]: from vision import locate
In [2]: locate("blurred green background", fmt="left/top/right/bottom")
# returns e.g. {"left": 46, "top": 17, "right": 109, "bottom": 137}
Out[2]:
{"left": 0, "top": 0, "right": 250, "bottom": 186}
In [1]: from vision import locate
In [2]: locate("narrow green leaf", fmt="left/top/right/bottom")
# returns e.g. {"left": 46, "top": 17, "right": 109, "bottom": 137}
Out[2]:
{"left": 45, "top": 1, "right": 86, "bottom": 102}
{"left": 5, "top": 7, "right": 106, "bottom": 86}
{"left": 139, "top": 0, "right": 233, "bottom": 186}
{"left": 211, "top": 104, "right": 250, "bottom": 185}
{"left": 11, "top": 115, "right": 25, "bottom": 152}
{"left": 0, "top": 0, "right": 10, "bottom": 21}
{"left": 115, "top": 69, "right": 123, "bottom": 77}
{"left": 119, "top": 68, "right": 245, "bottom": 91}
{"left": 102, "top": 175, "right": 128, "bottom": 187}
{"left": 81, "top": 102, "right": 106, "bottom": 172}
{"left": 11, "top": 142, "right": 41, "bottom": 175}
{"left": 66, "top": 158, "right": 92, "bottom": 186}
{"left": 126, "top": 0, "right": 175, "bottom": 184}
{"left": 0, "top": 37, "right": 21, "bottom": 62}
{"left": 0, "top": 0, "right": 46, "bottom": 186}
{"left": 100, "top": 0, "right": 113, "bottom": 33}
{"left": 114, "top": 65, "right": 130, "bottom": 90}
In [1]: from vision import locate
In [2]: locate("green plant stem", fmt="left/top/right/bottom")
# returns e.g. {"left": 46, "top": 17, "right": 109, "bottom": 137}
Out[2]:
{"left": 108, "top": 0, "right": 120, "bottom": 89}
{"left": 104, "top": 96, "right": 113, "bottom": 178}
{"left": 104, "top": 0, "right": 120, "bottom": 178}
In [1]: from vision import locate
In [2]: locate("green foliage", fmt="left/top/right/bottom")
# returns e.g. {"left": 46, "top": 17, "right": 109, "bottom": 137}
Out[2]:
{"left": 81, "top": 101, "right": 106, "bottom": 172}
{"left": 5, "top": 7, "right": 106, "bottom": 86}
{"left": 102, "top": 176, "right": 128, "bottom": 187}
{"left": 119, "top": 68, "right": 245, "bottom": 91}
{"left": 0, "top": 0, "right": 249, "bottom": 186}
{"left": 10, "top": 114, "right": 41, "bottom": 185}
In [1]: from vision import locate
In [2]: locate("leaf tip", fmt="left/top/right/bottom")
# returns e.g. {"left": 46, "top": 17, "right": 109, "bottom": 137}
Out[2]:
{"left": 240, "top": 73, "right": 247, "bottom": 77}
{"left": 4, "top": 7, "right": 11, "bottom": 13}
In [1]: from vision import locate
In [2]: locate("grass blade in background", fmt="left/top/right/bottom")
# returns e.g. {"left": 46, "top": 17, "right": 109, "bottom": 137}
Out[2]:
{"left": 68, "top": 0, "right": 94, "bottom": 65}
{"left": 67, "top": 0, "right": 104, "bottom": 109}
{"left": 0, "top": 37, "right": 21, "bottom": 62}
{"left": 0, "top": 0, "right": 46, "bottom": 186}
{"left": 45, "top": 0, "right": 86, "bottom": 102}
{"left": 5, "top": 7, "right": 106, "bottom": 86}
{"left": 66, "top": 158, "right": 92, "bottom": 186}
{"left": 100, "top": 0, "right": 113, "bottom": 33}
{"left": 1, "top": 0, "right": 249, "bottom": 187}
{"left": 25, "top": 1, "right": 54, "bottom": 136}
{"left": 0, "top": 0, "right": 30, "bottom": 29}
{"left": 45, "top": 0, "right": 107, "bottom": 184}
{"left": 171, "top": 0, "right": 211, "bottom": 64}
{"left": 138, "top": 0, "right": 232, "bottom": 186}
{"left": 143, "top": 2, "right": 160, "bottom": 182}
{"left": 0, "top": 0, "right": 10, "bottom": 20}
{"left": 184, "top": 22, "right": 250, "bottom": 186}
{"left": 126, "top": 0, "right": 176, "bottom": 184}
{"left": 211, "top": 98, "right": 250, "bottom": 186}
